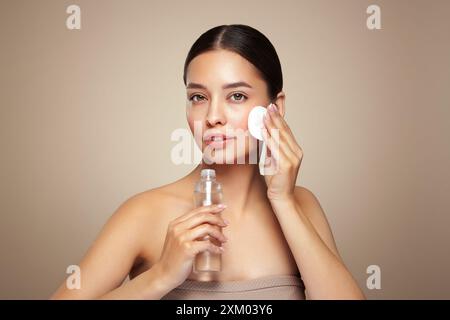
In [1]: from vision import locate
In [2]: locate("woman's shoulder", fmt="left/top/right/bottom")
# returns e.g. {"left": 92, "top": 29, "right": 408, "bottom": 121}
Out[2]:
{"left": 292, "top": 185, "right": 327, "bottom": 219}
{"left": 140, "top": 178, "right": 193, "bottom": 206}
{"left": 117, "top": 179, "right": 193, "bottom": 223}
{"left": 293, "top": 185, "right": 316, "bottom": 205}
{"left": 115, "top": 181, "right": 194, "bottom": 264}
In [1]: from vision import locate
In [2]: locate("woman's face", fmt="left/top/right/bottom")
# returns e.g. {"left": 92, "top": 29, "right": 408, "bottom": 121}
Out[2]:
{"left": 185, "top": 49, "right": 271, "bottom": 165}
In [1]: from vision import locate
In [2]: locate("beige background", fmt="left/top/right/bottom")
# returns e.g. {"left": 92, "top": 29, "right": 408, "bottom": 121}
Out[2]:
{"left": 1, "top": 0, "right": 449, "bottom": 299}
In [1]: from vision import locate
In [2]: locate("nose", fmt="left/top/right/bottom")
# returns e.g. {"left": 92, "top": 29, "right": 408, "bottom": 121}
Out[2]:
{"left": 205, "top": 98, "right": 226, "bottom": 128}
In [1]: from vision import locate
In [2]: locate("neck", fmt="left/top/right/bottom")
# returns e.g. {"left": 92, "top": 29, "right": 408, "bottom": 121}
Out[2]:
{"left": 189, "top": 162, "right": 269, "bottom": 217}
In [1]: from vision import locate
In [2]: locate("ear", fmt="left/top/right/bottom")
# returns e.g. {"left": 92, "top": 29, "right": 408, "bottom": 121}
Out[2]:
{"left": 272, "top": 92, "right": 286, "bottom": 117}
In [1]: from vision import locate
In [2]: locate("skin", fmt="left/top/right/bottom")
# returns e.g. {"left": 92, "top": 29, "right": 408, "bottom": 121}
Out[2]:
{"left": 51, "top": 49, "right": 365, "bottom": 300}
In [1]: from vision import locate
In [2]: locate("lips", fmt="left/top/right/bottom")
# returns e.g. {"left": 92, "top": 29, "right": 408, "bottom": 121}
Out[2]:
{"left": 203, "top": 134, "right": 236, "bottom": 149}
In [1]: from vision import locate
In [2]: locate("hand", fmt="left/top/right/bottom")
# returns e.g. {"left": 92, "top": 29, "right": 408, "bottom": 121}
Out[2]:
{"left": 262, "top": 103, "right": 303, "bottom": 202}
{"left": 154, "top": 204, "right": 228, "bottom": 289}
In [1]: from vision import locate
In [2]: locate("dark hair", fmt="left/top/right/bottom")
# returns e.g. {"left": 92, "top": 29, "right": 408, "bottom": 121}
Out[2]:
{"left": 183, "top": 24, "right": 283, "bottom": 101}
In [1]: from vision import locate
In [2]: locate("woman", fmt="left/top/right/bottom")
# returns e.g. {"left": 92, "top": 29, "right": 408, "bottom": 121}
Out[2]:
{"left": 51, "top": 24, "right": 365, "bottom": 300}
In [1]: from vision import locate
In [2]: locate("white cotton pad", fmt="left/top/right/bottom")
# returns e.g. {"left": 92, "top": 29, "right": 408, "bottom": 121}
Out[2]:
{"left": 248, "top": 106, "right": 267, "bottom": 141}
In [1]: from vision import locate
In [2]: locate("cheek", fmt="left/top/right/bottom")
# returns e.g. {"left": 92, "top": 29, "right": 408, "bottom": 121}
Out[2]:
{"left": 186, "top": 108, "right": 203, "bottom": 132}
{"left": 227, "top": 109, "right": 251, "bottom": 131}
{"left": 187, "top": 117, "right": 195, "bottom": 133}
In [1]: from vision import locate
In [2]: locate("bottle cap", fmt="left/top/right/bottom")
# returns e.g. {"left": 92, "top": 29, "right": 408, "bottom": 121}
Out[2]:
{"left": 248, "top": 106, "right": 267, "bottom": 141}
{"left": 201, "top": 169, "right": 216, "bottom": 179}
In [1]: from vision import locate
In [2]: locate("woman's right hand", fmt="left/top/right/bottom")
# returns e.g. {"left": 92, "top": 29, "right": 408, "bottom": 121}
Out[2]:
{"left": 154, "top": 204, "right": 229, "bottom": 289}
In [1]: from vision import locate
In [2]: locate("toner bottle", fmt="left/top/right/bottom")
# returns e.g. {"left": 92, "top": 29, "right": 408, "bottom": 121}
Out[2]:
{"left": 193, "top": 169, "right": 223, "bottom": 272}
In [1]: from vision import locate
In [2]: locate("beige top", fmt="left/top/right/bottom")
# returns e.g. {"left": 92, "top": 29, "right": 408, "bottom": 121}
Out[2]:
{"left": 161, "top": 274, "right": 306, "bottom": 300}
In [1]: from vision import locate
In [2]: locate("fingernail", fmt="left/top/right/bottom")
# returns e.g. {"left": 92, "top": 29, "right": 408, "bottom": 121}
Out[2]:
{"left": 269, "top": 104, "right": 277, "bottom": 113}
{"left": 217, "top": 203, "right": 226, "bottom": 209}
{"left": 223, "top": 219, "right": 230, "bottom": 225}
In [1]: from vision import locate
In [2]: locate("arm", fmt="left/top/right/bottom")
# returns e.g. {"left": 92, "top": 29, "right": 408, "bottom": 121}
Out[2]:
{"left": 98, "top": 263, "right": 171, "bottom": 300}
{"left": 261, "top": 101, "right": 364, "bottom": 299}
{"left": 50, "top": 195, "right": 169, "bottom": 300}
{"left": 271, "top": 187, "right": 365, "bottom": 300}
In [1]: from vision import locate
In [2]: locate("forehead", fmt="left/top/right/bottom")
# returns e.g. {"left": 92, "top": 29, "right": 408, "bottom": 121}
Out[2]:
{"left": 185, "top": 49, "right": 266, "bottom": 89}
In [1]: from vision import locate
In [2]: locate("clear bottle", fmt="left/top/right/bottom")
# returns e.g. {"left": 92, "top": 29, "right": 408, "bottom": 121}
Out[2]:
{"left": 193, "top": 169, "right": 223, "bottom": 273}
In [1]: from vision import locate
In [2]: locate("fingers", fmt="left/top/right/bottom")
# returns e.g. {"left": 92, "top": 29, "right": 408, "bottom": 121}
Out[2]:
{"left": 263, "top": 114, "right": 297, "bottom": 160}
{"left": 173, "top": 204, "right": 227, "bottom": 225}
{"left": 261, "top": 127, "right": 280, "bottom": 163}
{"left": 267, "top": 103, "right": 289, "bottom": 132}
{"left": 178, "top": 211, "right": 228, "bottom": 231}
{"left": 189, "top": 239, "right": 224, "bottom": 256}
{"left": 264, "top": 104, "right": 303, "bottom": 159}
{"left": 262, "top": 125, "right": 294, "bottom": 167}
{"left": 181, "top": 223, "right": 228, "bottom": 243}
{"left": 168, "top": 204, "right": 229, "bottom": 246}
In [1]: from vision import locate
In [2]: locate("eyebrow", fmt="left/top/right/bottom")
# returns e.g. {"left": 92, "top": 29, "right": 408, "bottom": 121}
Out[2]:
{"left": 186, "top": 81, "right": 253, "bottom": 90}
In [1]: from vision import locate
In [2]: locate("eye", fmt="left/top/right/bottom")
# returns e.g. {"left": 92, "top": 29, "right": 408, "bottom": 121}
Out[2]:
{"left": 189, "top": 94, "right": 206, "bottom": 103}
{"left": 229, "top": 92, "right": 248, "bottom": 102}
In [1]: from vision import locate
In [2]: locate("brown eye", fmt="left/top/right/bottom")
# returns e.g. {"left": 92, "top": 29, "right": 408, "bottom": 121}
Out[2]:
{"left": 190, "top": 94, "right": 206, "bottom": 102}
{"left": 230, "top": 93, "right": 247, "bottom": 102}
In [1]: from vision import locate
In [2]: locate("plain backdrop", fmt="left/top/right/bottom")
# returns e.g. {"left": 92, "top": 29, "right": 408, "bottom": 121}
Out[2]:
{"left": 0, "top": 0, "right": 449, "bottom": 299}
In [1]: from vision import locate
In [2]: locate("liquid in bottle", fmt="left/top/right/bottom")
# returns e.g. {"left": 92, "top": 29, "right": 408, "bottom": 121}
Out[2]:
{"left": 193, "top": 169, "right": 223, "bottom": 273}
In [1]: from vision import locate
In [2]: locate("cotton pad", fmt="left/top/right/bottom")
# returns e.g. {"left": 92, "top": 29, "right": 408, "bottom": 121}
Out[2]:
{"left": 248, "top": 105, "right": 270, "bottom": 176}
{"left": 248, "top": 106, "right": 267, "bottom": 141}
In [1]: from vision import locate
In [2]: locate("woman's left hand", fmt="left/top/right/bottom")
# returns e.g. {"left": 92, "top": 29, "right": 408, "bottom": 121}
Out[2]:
{"left": 261, "top": 103, "right": 303, "bottom": 203}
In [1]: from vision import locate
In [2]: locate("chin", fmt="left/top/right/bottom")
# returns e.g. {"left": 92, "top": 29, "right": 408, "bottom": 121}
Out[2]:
{"left": 202, "top": 149, "right": 253, "bottom": 165}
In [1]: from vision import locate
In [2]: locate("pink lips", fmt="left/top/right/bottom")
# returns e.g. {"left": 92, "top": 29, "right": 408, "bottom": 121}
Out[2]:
{"left": 203, "top": 134, "right": 236, "bottom": 149}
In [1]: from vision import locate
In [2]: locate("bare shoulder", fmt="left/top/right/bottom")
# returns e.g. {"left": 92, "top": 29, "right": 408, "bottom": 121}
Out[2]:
{"left": 115, "top": 182, "right": 191, "bottom": 229}
{"left": 51, "top": 182, "right": 191, "bottom": 299}
{"left": 92, "top": 187, "right": 173, "bottom": 254}
{"left": 293, "top": 186, "right": 341, "bottom": 258}
{"left": 132, "top": 180, "right": 193, "bottom": 214}
{"left": 120, "top": 181, "right": 194, "bottom": 251}
{"left": 103, "top": 182, "right": 187, "bottom": 245}
{"left": 292, "top": 186, "right": 327, "bottom": 217}
{"left": 111, "top": 187, "right": 167, "bottom": 225}
{"left": 293, "top": 186, "right": 321, "bottom": 206}
{"left": 50, "top": 186, "right": 178, "bottom": 299}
